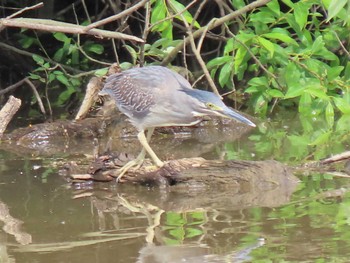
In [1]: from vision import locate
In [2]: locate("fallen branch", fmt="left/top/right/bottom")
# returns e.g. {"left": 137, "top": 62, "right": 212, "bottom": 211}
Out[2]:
{"left": 0, "top": 18, "right": 144, "bottom": 42}
{"left": 0, "top": 96, "right": 21, "bottom": 139}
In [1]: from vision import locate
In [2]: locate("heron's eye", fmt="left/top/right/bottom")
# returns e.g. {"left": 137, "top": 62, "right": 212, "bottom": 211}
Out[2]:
{"left": 206, "top": 102, "right": 220, "bottom": 110}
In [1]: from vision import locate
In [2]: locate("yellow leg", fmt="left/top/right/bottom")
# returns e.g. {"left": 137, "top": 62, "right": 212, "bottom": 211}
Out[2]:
{"left": 117, "top": 128, "right": 163, "bottom": 181}
{"left": 138, "top": 128, "right": 164, "bottom": 167}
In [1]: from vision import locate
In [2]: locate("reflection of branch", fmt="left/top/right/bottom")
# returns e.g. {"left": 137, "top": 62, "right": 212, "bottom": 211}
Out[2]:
{"left": 0, "top": 200, "right": 32, "bottom": 245}
{"left": 161, "top": 0, "right": 272, "bottom": 65}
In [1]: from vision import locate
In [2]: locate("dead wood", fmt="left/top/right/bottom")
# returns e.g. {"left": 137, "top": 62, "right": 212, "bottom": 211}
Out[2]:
{"left": 0, "top": 18, "right": 144, "bottom": 42}
{"left": 67, "top": 153, "right": 298, "bottom": 192}
{"left": 0, "top": 96, "right": 21, "bottom": 139}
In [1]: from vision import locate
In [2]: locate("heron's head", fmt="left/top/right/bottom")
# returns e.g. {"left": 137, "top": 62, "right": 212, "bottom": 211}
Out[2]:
{"left": 182, "top": 89, "right": 256, "bottom": 127}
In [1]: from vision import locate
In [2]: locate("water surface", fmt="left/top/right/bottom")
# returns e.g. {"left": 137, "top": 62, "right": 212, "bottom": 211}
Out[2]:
{"left": 1, "top": 116, "right": 350, "bottom": 262}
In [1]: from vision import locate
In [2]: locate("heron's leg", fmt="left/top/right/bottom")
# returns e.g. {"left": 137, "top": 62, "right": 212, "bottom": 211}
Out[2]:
{"left": 116, "top": 128, "right": 157, "bottom": 181}
{"left": 138, "top": 128, "right": 164, "bottom": 167}
{"left": 134, "top": 127, "right": 155, "bottom": 161}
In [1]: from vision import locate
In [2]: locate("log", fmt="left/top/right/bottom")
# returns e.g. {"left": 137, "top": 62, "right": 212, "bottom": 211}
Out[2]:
{"left": 0, "top": 96, "right": 21, "bottom": 139}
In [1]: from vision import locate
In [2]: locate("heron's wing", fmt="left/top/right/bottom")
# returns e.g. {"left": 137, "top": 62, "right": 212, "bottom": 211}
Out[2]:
{"left": 102, "top": 66, "right": 192, "bottom": 113}
{"left": 102, "top": 71, "right": 156, "bottom": 116}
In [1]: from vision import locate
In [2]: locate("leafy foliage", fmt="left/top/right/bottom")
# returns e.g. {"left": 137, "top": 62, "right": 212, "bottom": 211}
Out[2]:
{"left": 5, "top": 0, "right": 350, "bottom": 123}
{"left": 206, "top": 0, "right": 350, "bottom": 123}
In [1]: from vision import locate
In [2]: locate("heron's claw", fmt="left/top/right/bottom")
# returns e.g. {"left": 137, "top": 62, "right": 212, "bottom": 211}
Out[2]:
{"left": 116, "top": 158, "right": 144, "bottom": 182}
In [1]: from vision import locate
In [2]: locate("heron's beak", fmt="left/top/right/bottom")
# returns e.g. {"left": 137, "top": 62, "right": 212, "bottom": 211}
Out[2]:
{"left": 221, "top": 107, "right": 256, "bottom": 127}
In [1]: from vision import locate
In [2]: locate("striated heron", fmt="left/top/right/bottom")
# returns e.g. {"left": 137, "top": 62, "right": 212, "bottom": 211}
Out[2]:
{"left": 100, "top": 65, "right": 255, "bottom": 181}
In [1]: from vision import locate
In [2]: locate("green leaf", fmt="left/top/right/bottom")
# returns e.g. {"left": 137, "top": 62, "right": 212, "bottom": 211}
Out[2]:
{"left": 281, "top": 0, "right": 294, "bottom": 8}
{"left": 42, "top": 62, "right": 50, "bottom": 69}
{"left": 294, "top": 2, "right": 309, "bottom": 30}
{"left": 267, "top": 89, "right": 284, "bottom": 98}
{"left": 285, "top": 85, "right": 304, "bottom": 99}
{"left": 53, "top": 48, "right": 65, "bottom": 62}
{"left": 29, "top": 73, "right": 44, "bottom": 82}
{"left": 257, "top": 37, "right": 275, "bottom": 57}
{"left": 245, "top": 86, "right": 261, "bottom": 93}
{"left": 53, "top": 70, "right": 64, "bottom": 75}
{"left": 310, "top": 36, "right": 325, "bottom": 54}
{"left": 56, "top": 74, "right": 70, "bottom": 87}
{"left": 32, "top": 54, "right": 45, "bottom": 66}
{"left": 304, "top": 85, "right": 329, "bottom": 100}
{"left": 85, "top": 43, "right": 104, "bottom": 54}
{"left": 250, "top": 10, "right": 276, "bottom": 23}
{"left": 151, "top": 1, "right": 167, "bottom": 30}
{"left": 309, "top": 131, "right": 331, "bottom": 146}
{"left": 248, "top": 76, "right": 269, "bottom": 87}
{"left": 19, "top": 37, "right": 34, "bottom": 49}
{"left": 224, "top": 38, "right": 234, "bottom": 54}
{"left": 326, "top": 0, "right": 347, "bottom": 21}
{"left": 169, "top": 0, "right": 200, "bottom": 28}
{"left": 207, "top": 56, "right": 232, "bottom": 69}
{"left": 94, "top": 68, "right": 108, "bottom": 77}
{"left": 234, "top": 46, "right": 247, "bottom": 73}
{"left": 284, "top": 62, "right": 302, "bottom": 98}
{"left": 325, "top": 102, "right": 334, "bottom": 126}
{"left": 231, "top": 0, "right": 246, "bottom": 9}
{"left": 344, "top": 61, "right": 350, "bottom": 80}
{"left": 299, "top": 93, "right": 312, "bottom": 114}
{"left": 70, "top": 78, "right": 81, "bottom": 87}
{"left": 235, "top": 32, "right": 255, "bottom": 43}
{"left": 262, "top": 32, "right": 297, "bottom": 46}
{"left": 53, "top": 32, "right": 69, "bottom": 42}
{"left": 56, "top": 87, "right": 76, "bottom": 106}
{"left": 267, "top": 0, "right": 280, "bottom": 16}
{"left": 333, "top": 97, "right": 350, "bottom": 114}
{"left": 124, "top": 45, "right": 138, "bottom": 64}
{"left": 327, "top": 66, "right": 344, "bottom": 81}
{"left": 48, "top": 72, "right": 56, "bottom": 83}
{"left": 161, "top": 21, "right": 173, "bottom": 39}
{"left": 219, "top": 62, "right": 233, "bottom": 87}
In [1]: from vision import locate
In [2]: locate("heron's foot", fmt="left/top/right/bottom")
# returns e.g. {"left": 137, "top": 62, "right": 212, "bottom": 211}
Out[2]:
{"left": 116, "top": 158, "right": 144, "bottom": 182}
{"left": 116, "top": 158, "right": 164, "bottom": 182}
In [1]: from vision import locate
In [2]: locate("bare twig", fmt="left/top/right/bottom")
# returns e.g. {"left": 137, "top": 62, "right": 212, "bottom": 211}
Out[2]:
{"left": 333, "top": 31, "right": 350, "bottom": 59}
{"left": 0, "top": 42, "right": 84, "bottom": 75}
{"left": 84, "top": 0, "right": 149, "bottom": 31}
{"left": 81, "top": 0, "right": 92, "bottom": 24}
{"left": 225, "top": 25, "right": 280, "bottom": 83}
{"left": 139, "top": 1, "right": 151, "bottom": 66}
{"left": 0, "top": 2, "right": 44, "bottom": 32}
{"left": 161, "top": 0, "right": 272, "bottom": 66}
{"left": 0, "top": 18, "right": 144, "bottom": 42}
{"left": 178, "top": 10, "right": 220, "bottom": 96}
{"left": 24, "top": 79, "right": 46, "bottom": 115}
{"left": 320, "top": 151, "right": 350, "bottom": 165}
{"left": 0, "top": 78, "right": 26, "bottom": 96}
{"left": 6, "top": 2, "right": 43, "bottom": 19}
